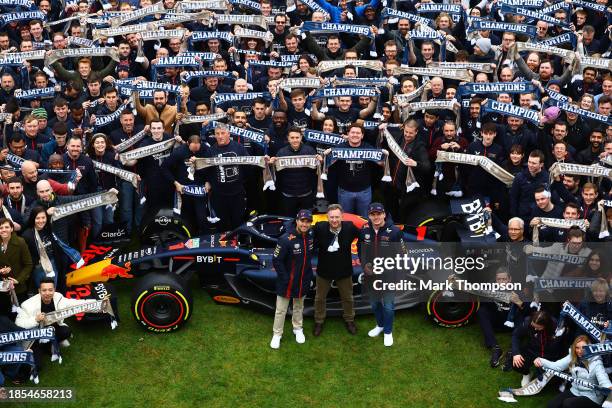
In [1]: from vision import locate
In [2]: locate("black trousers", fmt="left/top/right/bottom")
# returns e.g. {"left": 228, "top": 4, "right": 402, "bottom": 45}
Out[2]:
{"left": 180, "top": 195, "right": 208, "bottom": 236}
{"left": 212, "top": 192, "right": 246, "bottom": 232}
{"left": 280, "top": 193, "right": 315, "bottom": 218}
{"left": 32, "top": 324, "right": 71, "bottom": 370}
{"left": 477, "top": 303, "right": 510, "bottom": 348}
{"left": 547, "top": 387, "right": 600, "bottom": 408}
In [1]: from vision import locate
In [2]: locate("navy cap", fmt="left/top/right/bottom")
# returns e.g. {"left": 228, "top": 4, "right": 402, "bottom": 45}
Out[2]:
{"left": 296, "top": 209, "right": 313, "bottom": 221}
{"left": 368, "top": 202, "right": 385, "bottom": 214}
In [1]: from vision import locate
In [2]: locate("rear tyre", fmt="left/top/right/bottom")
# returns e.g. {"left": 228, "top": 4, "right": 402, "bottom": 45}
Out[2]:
{"left": 132, "top": 272, "right": 193, "bottom": 333}
{"left": 426, "top": 290, "right": 479, "bottom": 328}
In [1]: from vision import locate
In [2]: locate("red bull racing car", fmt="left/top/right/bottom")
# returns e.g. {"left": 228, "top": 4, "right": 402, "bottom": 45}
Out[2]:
{"left": 63, "top": 202, "right": 480, "bottom": 333}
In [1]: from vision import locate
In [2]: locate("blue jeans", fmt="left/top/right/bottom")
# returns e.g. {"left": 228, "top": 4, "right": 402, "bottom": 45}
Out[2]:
{"left": 370, "top": 294, "right": 395, "bottom": 334}
{"left": 91, "top": 203, "right": 115, "bottom": 240}
{"left": 32, "top": 260, "right": 58, "bottom": 288}
{"left": 119, "top": 180, "right": 143, "bottom": 234}
{"left": 337, "top": 187, "right": 371, "bottom": 218}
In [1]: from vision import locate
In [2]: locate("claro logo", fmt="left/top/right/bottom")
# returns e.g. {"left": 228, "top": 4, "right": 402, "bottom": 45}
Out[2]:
{"left": 101, "top": 229, "right": 125, "bottom": 238}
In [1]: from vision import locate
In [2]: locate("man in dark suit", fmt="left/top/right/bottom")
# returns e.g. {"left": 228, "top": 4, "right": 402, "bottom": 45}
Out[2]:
{"left": 312, "top": 204, "right": 360, "bottom": 336}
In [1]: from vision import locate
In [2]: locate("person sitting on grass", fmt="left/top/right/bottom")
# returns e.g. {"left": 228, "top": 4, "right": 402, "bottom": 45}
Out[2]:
{"left": 534, "top": 335, "right": 612, "bottom": 408}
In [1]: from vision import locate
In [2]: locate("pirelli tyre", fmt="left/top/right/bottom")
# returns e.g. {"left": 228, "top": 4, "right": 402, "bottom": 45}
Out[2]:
{"left": 132, "top": 273, "right": 193, "bottom": 333}
{"left": 426, "top": 290, "right": 479, "bottom": 328}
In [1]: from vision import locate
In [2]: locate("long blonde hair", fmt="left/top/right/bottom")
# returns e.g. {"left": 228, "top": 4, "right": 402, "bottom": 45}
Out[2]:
{"left": 570, "top": 335, "right": 591, "bottom": 370}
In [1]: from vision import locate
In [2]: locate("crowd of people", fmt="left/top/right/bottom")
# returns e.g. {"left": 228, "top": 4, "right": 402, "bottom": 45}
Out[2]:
{"left": 0, "top": 0, "right": 609, "bottom": 402}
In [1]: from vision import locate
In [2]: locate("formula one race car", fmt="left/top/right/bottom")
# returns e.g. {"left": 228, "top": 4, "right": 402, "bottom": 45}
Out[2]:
{"left": 63, "top": 200, "right": 480, "bottom": 333}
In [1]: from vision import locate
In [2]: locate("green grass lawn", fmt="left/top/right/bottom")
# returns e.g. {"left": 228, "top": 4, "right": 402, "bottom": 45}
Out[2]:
{"left": 20, "top": 281, "right": 556, "bottom": 408}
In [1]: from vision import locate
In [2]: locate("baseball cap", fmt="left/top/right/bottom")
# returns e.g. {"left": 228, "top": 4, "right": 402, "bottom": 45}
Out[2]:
{"left": 296, "top": 209, "right": 313, "bottom": 221}
{"left": 368, "top": 202, "right": 385, "bottom": 214}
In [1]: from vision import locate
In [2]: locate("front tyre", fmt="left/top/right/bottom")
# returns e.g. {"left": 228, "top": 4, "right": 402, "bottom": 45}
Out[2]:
{"left": 426, "top": 290, "right": 479, "bottom": 328}
{"left": 132, "top": 273, "right": 193, "bottom": 333}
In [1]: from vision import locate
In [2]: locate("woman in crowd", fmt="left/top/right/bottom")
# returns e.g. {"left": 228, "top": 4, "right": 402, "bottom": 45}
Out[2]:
{"left": 0, "top": 218, "right": 32, "bottom": 312}
{"left": 22, "top": 207, "right": 60, "bottom": 288}
{"left": 535, "top": 335, "right": 612, "bottom": 408}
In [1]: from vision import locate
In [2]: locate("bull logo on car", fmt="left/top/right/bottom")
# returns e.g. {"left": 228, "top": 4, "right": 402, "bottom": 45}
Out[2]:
{"left": 101, "top": 262, "right": 134, "bottom": 279}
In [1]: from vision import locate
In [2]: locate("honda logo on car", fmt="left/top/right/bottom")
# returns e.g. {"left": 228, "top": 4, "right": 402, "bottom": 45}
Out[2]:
{"left": 197, "top": 255, "right": 222, "bottom": 263}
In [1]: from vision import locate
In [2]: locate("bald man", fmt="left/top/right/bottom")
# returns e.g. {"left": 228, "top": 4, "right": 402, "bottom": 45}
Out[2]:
{"left": 13, "top": 161, "right": 76, "bottom": 203}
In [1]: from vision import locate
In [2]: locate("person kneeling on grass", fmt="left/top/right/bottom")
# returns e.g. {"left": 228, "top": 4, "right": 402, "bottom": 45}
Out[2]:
{"left": 358, "top": 203, "right": 405, "bottom": 347}
{"left": 270, "top": 209, "right": 315, "bottom": 349}
{"left": 534, "top": 335, "right": 612, "bottom": 408}
{"left": 15, "top": 278, "right": 83, "bottom": 370}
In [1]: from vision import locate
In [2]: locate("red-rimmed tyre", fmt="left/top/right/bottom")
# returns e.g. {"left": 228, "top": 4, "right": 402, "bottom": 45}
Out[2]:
{"left": 426, "top": 290, "right": 479, "bottom": 328}
{"left": 132, "top": 273, "right": 192, "bottom": 333}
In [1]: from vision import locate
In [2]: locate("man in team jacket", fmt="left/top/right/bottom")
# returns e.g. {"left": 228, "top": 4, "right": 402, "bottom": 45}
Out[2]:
{"left": 270, "top": 209, "right": 315, "bottom": 349}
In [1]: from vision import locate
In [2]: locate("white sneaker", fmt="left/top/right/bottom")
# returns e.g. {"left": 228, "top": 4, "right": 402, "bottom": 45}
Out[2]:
{"left": 270, "top": 335, "right": 281, "bottom": 349}
{"left": 60, "top": 339, "right": 70, "bottom": 348}
{"left": 293, "top": 329, "right": 305, "bottom": 344}
{"left": 384, "top": 333, "right": 393, "bottom": 347}
{"left": 368, "top": 326, "right": 384, "bottom": 337}
{"left": 521, "top": 374, "right": 532, "bottom": 387}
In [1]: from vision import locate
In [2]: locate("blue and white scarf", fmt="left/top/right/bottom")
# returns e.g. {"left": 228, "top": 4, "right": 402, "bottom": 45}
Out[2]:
{"left": 322, "top": 148, "right": 390, "bottom": 182}
{"left": 555, "top": 102, "right": 612, "bottom": 126}
{"left": 539, "top": 32, "right": 577, "bottom": 48}
{"left": 481, "top": 100, "right": 541, "bottom": 126}
{"left": 302, "top": 22, "right": 374, "bottom": 39}
{"left": 203, "top": 121, "right": 267, "bottom": 148}
{"left": 500, "top": 5, "right": 569, "bottom": 28}
{"left": 189, "top": 31, "right": 233, "bottom": 44}
{"left": 303, "top": 129, "right": 345, "bottom": 146}
{"left": 181, "top": 70, "right": 234, "bottom": 83}
{"left": 381, "top": 7, "right": 435, "bottom": 28}
{"left": 417, "top": 3, "right": 462, "bottom": 14}
{"left": 555, "top": 301, "right": 603, "bottom": 341}
{"left": 583, "top": 341, "right": 612, "bottom": 359}
{"left": 459, "top": 81, "right": 537, "bottom": 96}
{"left": 14, "top": 87, "right": 56, "bottom": 100}
{"left": 310, "top": 87, "right": 378, "bottom": 100}
{"left": 467, "top": 20, "right": 537, "bottom": 38}
{"left": 0, "top": 11, "right": 46, "bottom": 26}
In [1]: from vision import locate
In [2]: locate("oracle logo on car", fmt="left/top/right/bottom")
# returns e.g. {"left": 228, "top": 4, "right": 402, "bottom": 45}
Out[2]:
{"left": 213, "top": 295, "right": 240, "bottom": 304}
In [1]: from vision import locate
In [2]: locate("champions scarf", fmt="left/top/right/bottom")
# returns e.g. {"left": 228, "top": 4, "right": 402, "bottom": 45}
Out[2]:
{"left": 14, "top": 87, "right": 55, "bottom": 100}
{"left": 0, "top": 0, "right": 33, "bottom": 7}
{"left": 381, "top": 8, "right": 435, "bottom": 28}
{"left": 45, "top": 47, "right": 119, "bottom": 66}
{"left": 0, "top": 11, "right": 46, "bottom": 26}
{"left": 532, "top": 218, "right": 588, "bottom": 243}
{"left": 141, "top": 29, "right": 188, "bottom": 43}
{"left": 303, "top": 129, "right": 345, "bottom": 146}
{"left": 279, "top": 78, "right": 322, "bottom": 91}
{"left": 383, "top": 129, "right": 419, "bottom": 192}
{"left": 571, "top": 0, "right": 607, "bottom": 13}
{"left": 498, "top": 371, "right": 554, "bottom": 403}
{"left": 528, "top": 246, "right": 588, "bottom": 265}
{"left": 556, "top": 300, "right": 602, "bottom": 340}
{"left": 317, "top": 60, "right": 383, "bottom": 73}
{"left": 583, "top": 342, "right": 612, "bottom": 359}
{"left": 292, "top": 0, "right": 328, "bottom": 16}
{"left": 177, "top": 113, "right": 228, "bottom": 125}
{"left": 533, "top": 277, "right": 596, "bottom": 292}
{"left": 547, "top": 89, "right": 570, "bottom": 103}
{"left": 189, "top": 156, "right": 275, "bottom": 191}
{"left": 0, "top": 326, "right": 59, "bottom": 364}
{"left": 0, "top": 50, "right": 45, "bottom": 66}
{"left": 93, "top": 23, "right": 151, "bottom": 39}
{"left": 302, "top": 22, "right": 374, "bottom": 39}
{"left": 121, "top": 81, "right": 180, "bottom": 94}
{"left": 203, "top": 121, "right": 267, "bottom": 149}
{"left": 211, "top": 92, "right": 272, "bottom": 109}
{"left": 331, "top": 77, "right": 391, "bottom": 88}
{"left": 515, "top": 41, "right": 575, "bottom": 61}
{"left": 43, "top": 298, "right": 117, "bottom": 330}
{"left": 395, "top": 81, "right": 429, "bottom": 106}
{"left": 157, "top": 11, "right": 212, "bottom": 27}
{"left": 500, "top": 5, "right": 569, "bottom": 28}
{"left": 554, "top": 102, "right": 611, "bottom": 126}
{"left": 429, "top": 62, "right": 494, "bottom": 74}
{"left": 549, "top": 162, "right": 612, "bottom": 184}
{"left": 94, "top": 102, "right": 129, "bottom": 129}
{"left": 482, "top": 100, "right": 541, "bottom": 126}
{"left": 403, "top": 99, "right": 456, "bottom": 113}
{"left": 119, "top": 139, "right": 175, "bottom": 165}
{"left": 67, "top": 36, "right": 97, "bottom": 48}
{"left": 540, "top": 32, "right": 577, "bottom": 48}
{"left": 392, "top": 66, "right": 472, "bottom": 82}
{"left": 310, "top": 87, "right": 378, "bottom": 100}
{"left": 51, "top": 190, "right": 118, "bottom": 222}
{"left": 233, "top": 27, "right": 274, "bottom": 46}
{"left": 229, "top": 0, "right": 261, "bottom": 12}
{"left": 181, "top": 71, "right": 234, "bottom": 83}
{"left": 544, "top": 367, "right": 611, "bottom": 396}
{"left": 152, "top": 56, "right": 202, "bottom": 68}
{"left": 213, "top": 14, "right": 268, "bottom": 30}
{"left": 189, "top": 31, "right": 233, "bottom": 44}
{"left": 578, "top": 56, "right": 612, "bottom": 74}
{"left": 417, "top": 3, "right": 462, "bottom": 14}
{"left": 173, "top": 184, "right": 215, "bottom": 222}
{"left": 93, "top": 160, "right": 139, "bottom": 188}
{"left": 321, "top": 148, "right": 390, "bottom": 182}
{"left": 599, "top": 199, "right": 612, "bottom": 239}
{"left": 108, "top": 1, "right": 167, "bottom": 27}
{"left": 274, "top": 155, "right": 324, "bottom": 198}
{"left": 113, "top": 128, "right": 147, "bottom": 153}
{"left": 177, "top": 0, "right": 227, "bottom": 11}
{"left": 436, "top": 151, "right": 515, "bottom": 186}
{"left": 459, "top": 81, "right": 536, "bottom": 96}
{"left": 467, "top": 20, "right": 537, "bottom": 38}
{"left": 499, "top": 0, "right": 543, "bottom": 7}
{"left": 0, "top": 351, "right": 38, "bottom": 383}
{"left": 35, "top": 229, "right": 56, "bottom": 278}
